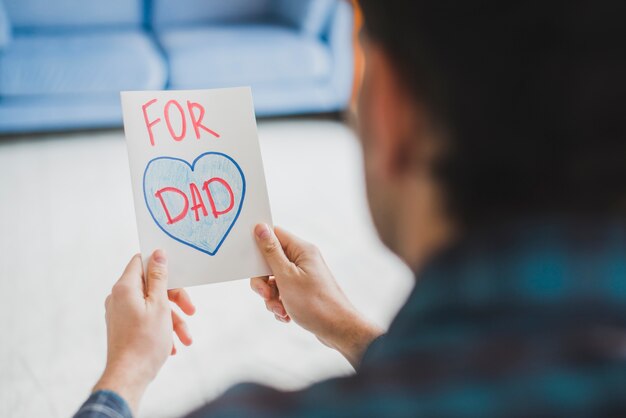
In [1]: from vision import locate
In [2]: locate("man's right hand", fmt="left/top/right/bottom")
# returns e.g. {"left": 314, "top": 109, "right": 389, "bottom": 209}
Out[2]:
{"left": 250, "top": 224, "right": 383, "bottom": 368}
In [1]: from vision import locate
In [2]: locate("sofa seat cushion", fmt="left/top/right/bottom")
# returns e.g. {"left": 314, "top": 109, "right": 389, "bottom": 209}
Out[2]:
{"left": 0, "top": 30, "right": 166, "bottom": 96}
{"left": 157, "top": 24, "right": 332, "bottom": 89}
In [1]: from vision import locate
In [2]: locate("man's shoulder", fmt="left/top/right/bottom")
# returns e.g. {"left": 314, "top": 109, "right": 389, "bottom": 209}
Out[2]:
{"left": 357, "top": 218, "right": 626, "bottom": 414}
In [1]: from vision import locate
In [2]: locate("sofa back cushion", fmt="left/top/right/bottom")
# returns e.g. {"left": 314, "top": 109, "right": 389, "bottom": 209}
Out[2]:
{"left": 3, "top": 0, "right": 142, "bottom": 30}
{"left": 275, "top": 0, "right": 337, "bottom": 37}
{"left": 151, "top": 0, "right": 272, "bottom": 27}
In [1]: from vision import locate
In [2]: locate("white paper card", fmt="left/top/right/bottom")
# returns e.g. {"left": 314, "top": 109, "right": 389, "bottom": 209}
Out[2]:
{"left": 121, "top": 87, "right": 273, "bottom": 288}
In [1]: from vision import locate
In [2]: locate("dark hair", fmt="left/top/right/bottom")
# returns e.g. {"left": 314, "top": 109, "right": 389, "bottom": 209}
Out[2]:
{"left": 359, "top": 0, "right": 626, "bottom": 228}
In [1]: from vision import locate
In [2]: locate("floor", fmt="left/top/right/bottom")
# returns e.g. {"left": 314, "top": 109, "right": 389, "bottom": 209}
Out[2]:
{"left": 0, "top": 119, "right": 414, "bottom": 418}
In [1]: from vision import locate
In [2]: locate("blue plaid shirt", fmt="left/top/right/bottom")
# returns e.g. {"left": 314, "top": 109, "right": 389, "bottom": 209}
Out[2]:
{"left": 76, "top": 217, "right": 626, "bottom": 417}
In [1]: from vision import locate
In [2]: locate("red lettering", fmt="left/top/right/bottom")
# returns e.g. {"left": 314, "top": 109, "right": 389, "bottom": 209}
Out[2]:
{"left": 202, "top": 177, "right": 235, "bottom": 218}
{"left": 164, "top": 100, "right": 187, "bottom": 141}
{"left": 187, "top": 100, "right": 220, "bottom": 139}
{"left": 189, "top": 182, "right": 208, "bottom": 221}
{"left": 154, "top": 178, "right": 234, "bottom": 223}
{"left": 142, "top": 98, "right": 160, "bottom": 146}
{"left": 154, "top": 187, "right": 189, "bottom": 224}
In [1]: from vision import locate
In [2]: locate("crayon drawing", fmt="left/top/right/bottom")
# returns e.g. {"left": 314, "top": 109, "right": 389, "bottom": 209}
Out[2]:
{"left": 143, "top": 152, "right": 246, "bottom": 255}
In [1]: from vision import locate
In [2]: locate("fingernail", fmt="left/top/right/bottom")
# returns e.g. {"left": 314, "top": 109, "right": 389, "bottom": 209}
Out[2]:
{"left": 153, "top": 249, "right": 167, "bottom": 265}
{"left": 272, "top": 306, "right": 285, "bottom": 317}
{"left": 255, "top": 224, "right": 271, "bottom": 240}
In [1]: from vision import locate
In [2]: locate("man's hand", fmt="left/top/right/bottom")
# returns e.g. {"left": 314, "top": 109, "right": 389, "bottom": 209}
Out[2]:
{"left": 94, "top": 250, "right": 195, "bottom": 415}
{"left": 251, "top": 224, "right": 383, "bottom": 368}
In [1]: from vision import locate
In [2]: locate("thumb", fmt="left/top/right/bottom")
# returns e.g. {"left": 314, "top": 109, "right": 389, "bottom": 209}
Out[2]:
{"left": 254, "top": 224, "right": 292, "bottom": 275}
{"left": 146, "top": 249, "right": 169, "bottom": 300}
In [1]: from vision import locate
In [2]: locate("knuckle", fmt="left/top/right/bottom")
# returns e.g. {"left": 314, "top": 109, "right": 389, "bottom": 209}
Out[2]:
{"left": 284, "top": 263, "right": 300, "bottom": 277}
{"left": 150, "top": 265, "right": 167, "bottom": 281}
{"left": 168, "top": 289, "right": 181, "bottom": 302}
{"left": 112, "top": 282, "right": 131, "bottom": 296}
{"left": 266, "top": 300, "right": 282, "bottom": 314}
{"left": 263, "top": 239, "right": 280, "bottom": 254}
{"left": 309, "top": 243, "right": 321, "bottom": 255}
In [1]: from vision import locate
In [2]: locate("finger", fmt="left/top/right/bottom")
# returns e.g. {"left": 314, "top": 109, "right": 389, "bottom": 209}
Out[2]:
{"left": 265, "top": 299, "right": 287, "bottom": 318}
{"left": 250, "top": 276, "right": 271, "bottom": 299}
{"left": 146, "top": 249, "right": 169, "bottom": 300}
{"left": 254, "top": 224, "right": 292, "bottom": 275}
{"left": 274, "top": 226, "right": 315, "bottom": 260}
{"left": 267, "top": 278, "right": 279, "bottom": 299}
{"left": 172, "top": 310, "right": 193, "bottom": 346}
{"left": 115, "top": 254, "right": 144, "bottom": 291}
{"left": 168, "top": 288, "right": 196, "bottom": 315}
{"left": 171, "top": 344, "right": 177, "bottom": 356}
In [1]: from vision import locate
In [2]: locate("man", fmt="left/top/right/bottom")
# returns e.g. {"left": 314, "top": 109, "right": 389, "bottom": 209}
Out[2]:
{"left": 76, "top": 0, "right": 626, "bottom": 417}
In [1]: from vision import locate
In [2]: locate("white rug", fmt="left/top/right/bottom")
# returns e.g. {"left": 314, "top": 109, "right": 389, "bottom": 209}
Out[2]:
{"left": 0, "top": 119, "right": 413, "bottom": 418}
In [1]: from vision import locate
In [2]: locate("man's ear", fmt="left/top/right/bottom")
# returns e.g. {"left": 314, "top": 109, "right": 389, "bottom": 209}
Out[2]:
{"left": 364, "top": 45, "right": 427, "bottom": 181}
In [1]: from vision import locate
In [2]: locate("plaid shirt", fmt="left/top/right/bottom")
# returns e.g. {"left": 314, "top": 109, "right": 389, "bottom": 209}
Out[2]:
{"left": 75, "top": 217, "right": 626, "bottom": 417}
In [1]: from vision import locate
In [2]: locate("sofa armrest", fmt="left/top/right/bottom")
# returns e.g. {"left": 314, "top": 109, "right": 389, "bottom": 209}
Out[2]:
{"left": 326, "top": 0, "right": 354, "bottom": 105}
{"left": 273, "top": 0, "right": 336, "bottom": 37}
{"left": 0, "top": 0, "right": 12, "bottom": 49}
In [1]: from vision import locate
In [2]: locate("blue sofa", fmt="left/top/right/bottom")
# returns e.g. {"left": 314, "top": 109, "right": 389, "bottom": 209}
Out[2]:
{"left": 0, "top": 0, "right": 353, "bottom": 133}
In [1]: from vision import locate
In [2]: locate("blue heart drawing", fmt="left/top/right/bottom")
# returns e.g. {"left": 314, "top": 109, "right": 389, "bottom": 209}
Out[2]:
{"left": 143, "top": 152, "right": 246, "bottom": 255}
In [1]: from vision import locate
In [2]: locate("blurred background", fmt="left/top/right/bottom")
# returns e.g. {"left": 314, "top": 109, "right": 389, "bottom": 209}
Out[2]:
{"left": 0, "top": 1, "right": 413, "bottom": 417}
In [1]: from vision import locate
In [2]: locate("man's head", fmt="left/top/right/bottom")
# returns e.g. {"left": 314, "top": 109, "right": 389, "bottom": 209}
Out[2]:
{"left": 356, "top": 0, "right": 626, "bottom": 267}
